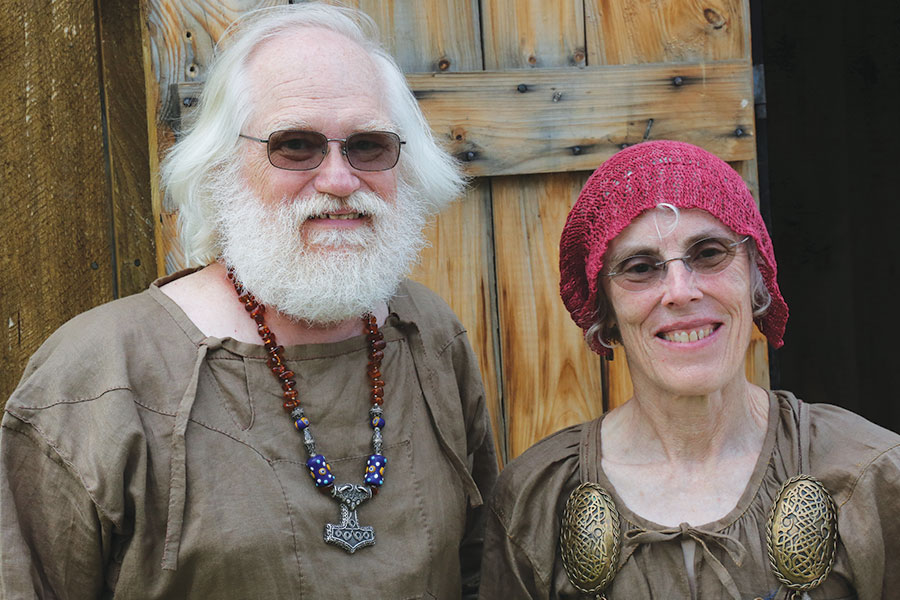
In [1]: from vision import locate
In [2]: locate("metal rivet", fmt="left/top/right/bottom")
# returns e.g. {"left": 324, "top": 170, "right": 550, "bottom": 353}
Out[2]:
{"left": 517, "top": 84, "right": 528, "bottom": 93}
{"left": 620, "top": 143, "right": 630, "bottom": 150}
{"left": 465, "top": 151, "right": 476, "bottom": 161}
{"left": 571, "top": 146, "right": 582, "bottom": 155}
{"left": 673, "top": 76, "right": 684, "bottom": 86}
{"left": 90, "top": 262, "right": 99, "bottom": 270}
{"left": 438, "top": 58, "right": 450, "bottom": 71}
{"left": 735, "top": 127, "right": 745, "bottom": 137}
{"left": 552, "top": 91, "right": 563, "bottom": 102}
{"left": 134, "top": 259, "right": 142, "bottom": 267}
{"left": 183, "top": 97, "right": 197, "bottom": 107}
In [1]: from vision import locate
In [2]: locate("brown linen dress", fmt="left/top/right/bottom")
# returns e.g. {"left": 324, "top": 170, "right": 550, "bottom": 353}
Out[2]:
{"left": 1, "top": 272, "right": 497, "bottom": 599}
{"left": 480, "top": 392, "right": 900, "bottom": 599}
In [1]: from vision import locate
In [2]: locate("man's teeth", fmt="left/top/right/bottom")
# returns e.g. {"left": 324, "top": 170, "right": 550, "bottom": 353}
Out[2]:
{"left": 312, "top": 212, "right": 364, "bottom": 220}
{"left": 661, "top": 326, "right": 716, "bottom": 343}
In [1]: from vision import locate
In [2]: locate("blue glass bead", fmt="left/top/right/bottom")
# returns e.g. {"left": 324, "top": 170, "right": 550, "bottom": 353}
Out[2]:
{"left": 306, "top": 454, "right": 335, "bottom": 487}
{"left": 364, "top": 454, "right": 387, "bottom": 487}
{"left": 370, "top": 416, "right": 385, "bottom": 429}
{"left": 294, "top": 417, "right": 310, "bottom": 431}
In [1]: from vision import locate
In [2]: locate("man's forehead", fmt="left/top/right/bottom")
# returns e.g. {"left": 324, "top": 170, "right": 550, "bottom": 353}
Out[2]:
{"left": 243, "top": 27, "right": 391, "bottom": 132}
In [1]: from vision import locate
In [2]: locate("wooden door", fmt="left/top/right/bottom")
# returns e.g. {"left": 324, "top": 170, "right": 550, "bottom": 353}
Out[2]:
{"left": 147, "top": 0, "right": 767, "bottom": 465}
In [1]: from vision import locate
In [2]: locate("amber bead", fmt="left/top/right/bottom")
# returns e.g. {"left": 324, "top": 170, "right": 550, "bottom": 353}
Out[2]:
{"left": 371, "top": 350, "right": 384, "bottom": 363}
{"left": 251, "top": 304, "right": 265, "bottom": 317}
{"left": 239, "top": 292, "right": 253, "bottom": 304}
{"left": 371, "top": 386, "right": 384, "bottom": 398}
{"left": 283, "top": 389, "right": 298, "bottom": 400}
{"left": 372, "top": 339, "right": 387, "bottom": 351}
{"left": 271, "top": 364, "right": 286, "bottom": 376}
{"left": 283, "top": 399, "right": 300, "bottom": 410}
{"left": 371, "top": 396, "right": 384, "bottom": 405}
{"left": 281, "top": 379, "right": 296, "bottom": 391}
{"left": 265, "top": 340, "right": 281, "bottom": 352}
{"left": 258, "top": 324, "right": 271, "bottom": 337}
{"left": 366, "top": 331, "right": 383, "bottom": 342}
{"left": 266, "top": 354, "right": 282, "bottom": 368}
{"left": 366, "top": 314, "right": 377, "bottom": 326}
{"left": 244, "top": 300, "right": 258, "bottom": 312}
{"left": 278, "top": 369, "right": 295, "bottom": 381}
{"left": 371, "top": 378, "right": 385, "bottom": 387}
{"left": 261, "top": 334, "right": 275, "bottom": 346}
{"left": 367, "top": 366, "right": 381, "bottom": 378}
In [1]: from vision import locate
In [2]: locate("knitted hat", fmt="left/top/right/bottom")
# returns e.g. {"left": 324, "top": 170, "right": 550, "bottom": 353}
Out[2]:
{"left": 559, "top": 140, "right": 788, "bottom": 357}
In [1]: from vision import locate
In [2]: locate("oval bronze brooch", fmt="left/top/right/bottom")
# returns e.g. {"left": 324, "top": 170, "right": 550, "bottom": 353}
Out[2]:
{"left": 559, "top": 482, "right": 621, "bottom": 596}
{"left": 767, "top": 474, "right": 838, "bottom": 592}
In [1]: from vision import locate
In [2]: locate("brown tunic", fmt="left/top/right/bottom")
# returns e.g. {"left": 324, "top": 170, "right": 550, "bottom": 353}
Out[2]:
{"left": 480, "top": 391, "right": 900, "bottom": 599}
{"left": 1, "top": 273, "right": 497, "bottom": 599}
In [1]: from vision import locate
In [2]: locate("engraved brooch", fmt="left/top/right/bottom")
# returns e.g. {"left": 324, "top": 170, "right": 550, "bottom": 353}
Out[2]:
{"left": 559, "top": 482, "right": 621, "bottom": 599}
{"left": 767, "top": 474, "right": 838, "bottom": 598}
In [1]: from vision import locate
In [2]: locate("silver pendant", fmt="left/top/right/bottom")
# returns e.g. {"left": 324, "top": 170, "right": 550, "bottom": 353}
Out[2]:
{"left": 324, "top": 483, "right": 375, "bottom": 553}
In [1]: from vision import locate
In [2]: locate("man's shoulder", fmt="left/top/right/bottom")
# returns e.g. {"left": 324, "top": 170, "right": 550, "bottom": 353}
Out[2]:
{"left": 392, "top": 279, "right": 465, "bottom": 338}
{"left": 8, "top": 289, "right": 188, "bottom": 411}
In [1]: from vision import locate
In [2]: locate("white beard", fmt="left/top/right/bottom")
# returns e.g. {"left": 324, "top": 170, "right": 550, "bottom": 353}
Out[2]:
{"left": 214, "top": 183, "right": 427, "bottom": 325}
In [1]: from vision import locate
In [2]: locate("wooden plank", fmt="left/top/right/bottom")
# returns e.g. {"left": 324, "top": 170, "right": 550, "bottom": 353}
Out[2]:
{"left": 492, "top": 172, "right": 606, "bottom": 458}
{"left": 585, "top": 0, "right": 749, "bottom": 65}
{"left": 0, "top": 0, "right": 112, "bottom": 404}
{"left": 481, "top": 0, "right": 585, "bottom": 69}
{"left": 409, "top": 60, "right": 756, "bottom": 177}
{"left": 409, "top": 183, "right": 504, "bottom": 464}
{"left": 346, "top": 0, "right": 483, "bottom": 72}
{"left": 97, "top": 0, "right": 157, "bottom": 297}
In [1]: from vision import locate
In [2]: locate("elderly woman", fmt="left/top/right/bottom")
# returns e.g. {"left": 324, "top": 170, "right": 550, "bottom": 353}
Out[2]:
{"left": 479, "top": 141, "right": 900, "bottom": 599}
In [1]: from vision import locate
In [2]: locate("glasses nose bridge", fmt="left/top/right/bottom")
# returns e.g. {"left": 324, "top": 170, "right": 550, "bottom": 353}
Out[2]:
{"left": 322, "top": 137, "right": 349, "bottom": 158}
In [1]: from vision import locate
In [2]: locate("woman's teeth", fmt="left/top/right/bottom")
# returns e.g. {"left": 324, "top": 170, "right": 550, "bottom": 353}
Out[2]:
{"left": 661, "top": 326, "right": 716, "bottom": 343}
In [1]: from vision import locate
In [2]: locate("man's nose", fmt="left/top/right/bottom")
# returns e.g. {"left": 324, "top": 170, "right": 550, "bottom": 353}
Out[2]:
{"left": 313, "top": 140, "right": 360, "bottom": 197}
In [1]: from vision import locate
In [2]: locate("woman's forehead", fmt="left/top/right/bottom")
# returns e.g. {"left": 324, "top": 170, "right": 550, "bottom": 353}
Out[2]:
{"left": 607, "top": 209, "right": 734, "bottom": 255}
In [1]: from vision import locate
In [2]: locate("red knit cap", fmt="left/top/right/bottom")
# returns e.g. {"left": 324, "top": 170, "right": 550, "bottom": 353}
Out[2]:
{"left": 559, "top": 140, "right": 788, "bottom": 357}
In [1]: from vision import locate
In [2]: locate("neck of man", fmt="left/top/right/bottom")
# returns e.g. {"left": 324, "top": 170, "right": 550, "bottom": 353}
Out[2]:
{"left": 602, "top": 374, "right": 770, "bottom": 468}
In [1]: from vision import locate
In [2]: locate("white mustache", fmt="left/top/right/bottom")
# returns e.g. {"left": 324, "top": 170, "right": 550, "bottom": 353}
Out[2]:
{"left": 279, "top": 191, "right": 390, "bottom": 224}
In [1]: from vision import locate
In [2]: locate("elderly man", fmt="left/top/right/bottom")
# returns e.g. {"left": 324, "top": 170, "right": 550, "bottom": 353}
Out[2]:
{"left": 1, "top": 4, "right": 496, "bottom": 598}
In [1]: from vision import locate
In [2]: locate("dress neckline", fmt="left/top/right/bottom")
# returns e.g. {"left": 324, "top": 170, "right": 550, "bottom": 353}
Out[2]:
{"left": 581, "top": 390, "right": 781, "bottom": 533}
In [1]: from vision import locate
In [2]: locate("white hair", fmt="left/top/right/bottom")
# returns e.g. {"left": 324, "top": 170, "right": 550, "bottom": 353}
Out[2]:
{"left": 160, "top": 3, "right": 465, "bottom": 266}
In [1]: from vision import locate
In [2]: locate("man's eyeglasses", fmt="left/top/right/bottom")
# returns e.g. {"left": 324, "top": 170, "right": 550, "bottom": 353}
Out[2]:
{"left": 238, "top": 130, "right": 405, "bottom": 172}
{"left": 605, "top": 236, "right": 751, "bottom": 291}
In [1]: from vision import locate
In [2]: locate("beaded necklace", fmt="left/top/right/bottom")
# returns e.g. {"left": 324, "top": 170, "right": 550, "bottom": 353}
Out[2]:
{"left": 227, "top": 268, "right": 386, "bottom": 554}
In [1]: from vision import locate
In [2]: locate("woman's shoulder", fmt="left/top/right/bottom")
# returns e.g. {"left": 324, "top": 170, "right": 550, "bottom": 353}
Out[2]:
{"left": 776, "top": 390, "right": 900, "bottom": 503}
{"left": 490, "top": 422, "right": 588, "bottom": 529}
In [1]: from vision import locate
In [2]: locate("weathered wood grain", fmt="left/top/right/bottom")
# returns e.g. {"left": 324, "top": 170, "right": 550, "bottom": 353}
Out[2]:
{"left": 481, "top": 0, "right": 585, "bottom": 69}
{"left": 97, "top": 0, "right": 157, "bottom": 297}
{"left": 585, "top": 0, "right": 749, "bottom": 65}
{"left": 492, "top": 172, "right": 606, "bottom": 458}
{"left": 347, "top": 0, "right": 483, "bottom": 72}
{"left": 1, "top": 0, "right": 112, "bottom": 403}
{"left": 410, "top": 60, "right": 756, "bottom": 177}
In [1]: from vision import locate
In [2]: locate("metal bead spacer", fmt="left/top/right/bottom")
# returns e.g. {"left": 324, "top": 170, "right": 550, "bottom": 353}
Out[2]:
{"left": 373, "top": 428, "right": 383, "bottom": 454}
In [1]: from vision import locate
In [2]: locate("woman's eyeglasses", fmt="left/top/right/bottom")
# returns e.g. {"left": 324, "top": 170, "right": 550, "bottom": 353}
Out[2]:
{"left": 238, "top": 130, "right": 405, "bottom": 172}
{"left": 605, "top": 236, "right": 750, "bottom": 291}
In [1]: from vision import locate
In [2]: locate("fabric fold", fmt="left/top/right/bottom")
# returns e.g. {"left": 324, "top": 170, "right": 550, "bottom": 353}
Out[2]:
{"left": 161, "top": 337, "right": 222, "bottom": 571}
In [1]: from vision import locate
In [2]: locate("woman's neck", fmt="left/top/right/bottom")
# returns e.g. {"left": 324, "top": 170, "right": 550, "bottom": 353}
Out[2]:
{"left": 603, "top": 377, "right": 769, "bottom": 467}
